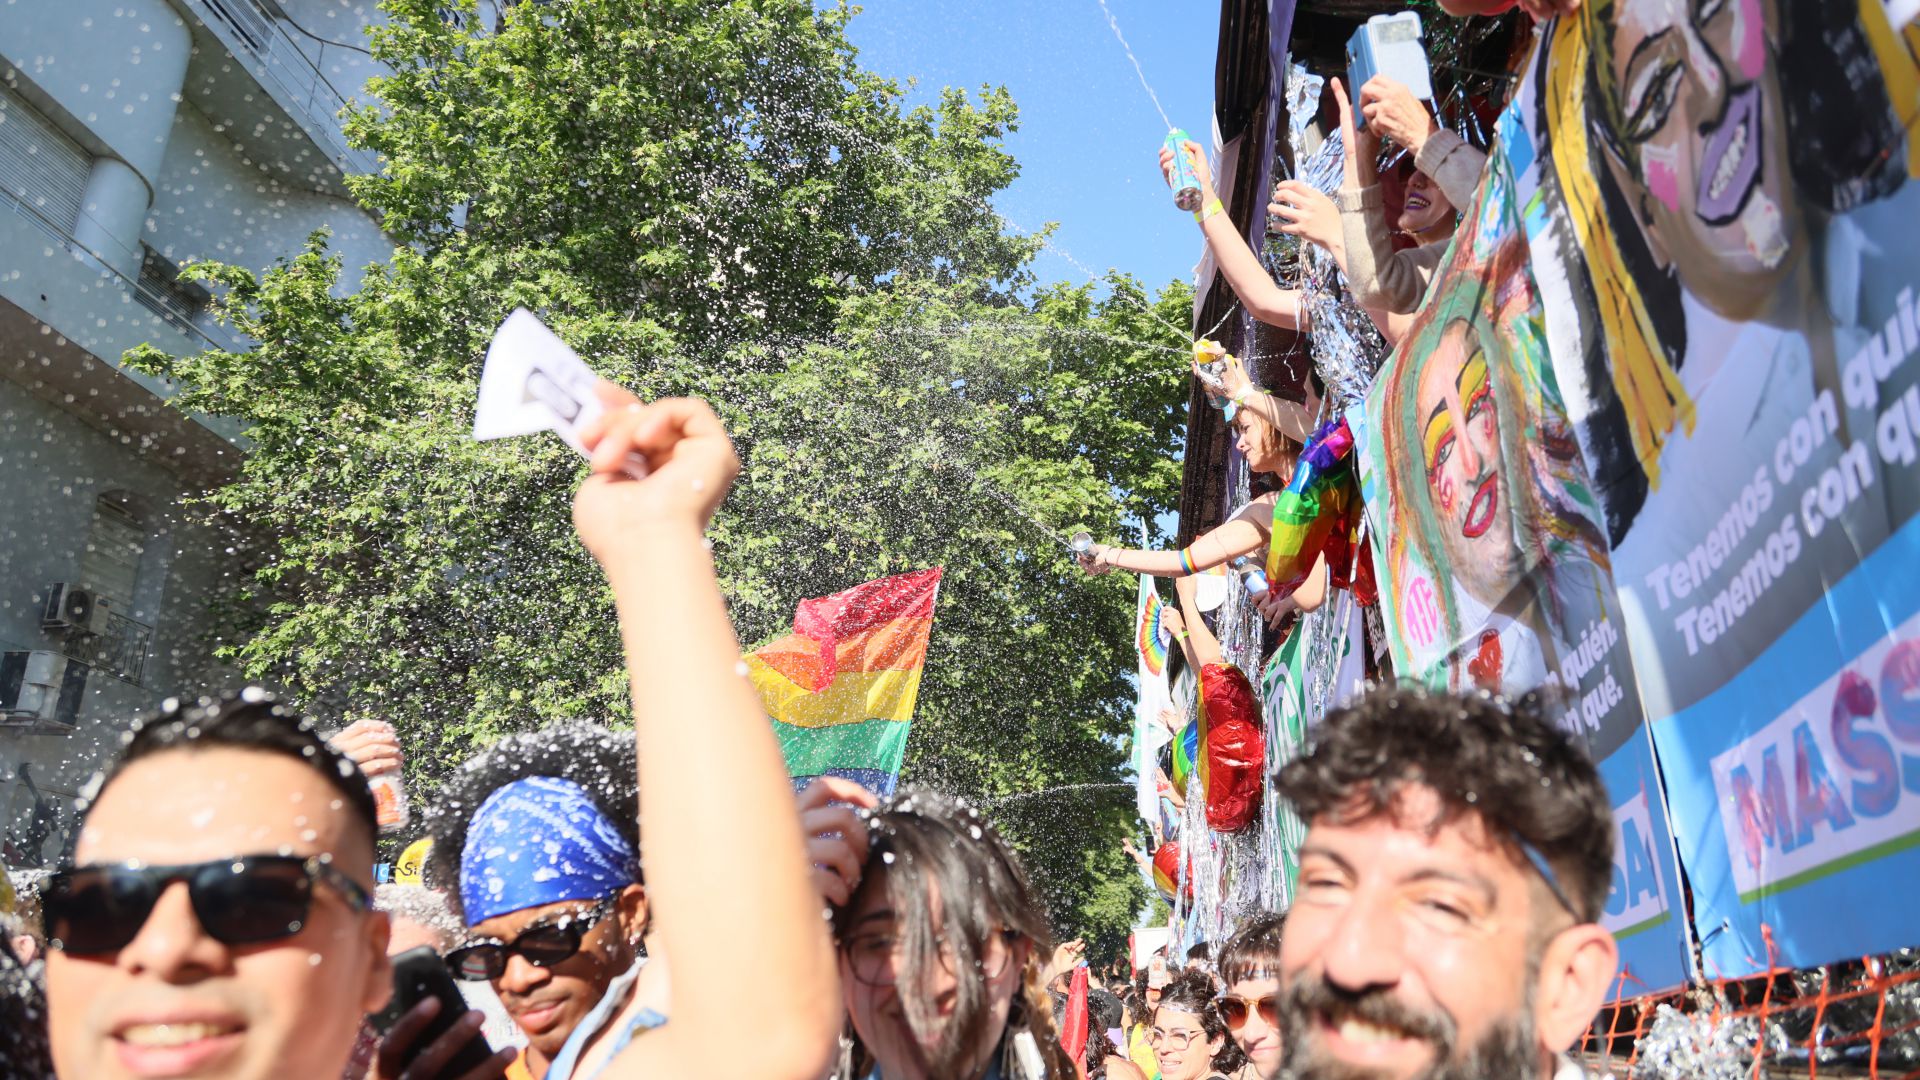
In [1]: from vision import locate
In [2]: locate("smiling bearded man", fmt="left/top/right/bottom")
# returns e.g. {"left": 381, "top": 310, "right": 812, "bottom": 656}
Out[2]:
{"left": 1270, "top": 687, "right": 1619, "bottom": 1080}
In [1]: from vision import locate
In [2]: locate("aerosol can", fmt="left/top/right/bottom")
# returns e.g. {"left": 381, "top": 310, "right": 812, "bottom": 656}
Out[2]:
{"left": 369, "top": 772, "right": 410, "bottom": 833}
{"left": 1165, "top": 129, "right": 1204, "bottom": 211}
{"left": 1192, "top": 339, "right": 1230, "bottom": 410}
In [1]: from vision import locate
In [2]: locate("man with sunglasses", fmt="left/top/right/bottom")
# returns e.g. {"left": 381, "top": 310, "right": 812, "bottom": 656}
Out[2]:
{"left": 1214, "top": 913, "right": 1284, "bottom": 1078}
{"left": 1271, "top": 687, "right": 1618, "bottom": 1080}
{"left": 40, "top": 692, "right": 412, "bottom": 1080}
{"left": 424, "top": 724, "right": 657, "bottom": 1080}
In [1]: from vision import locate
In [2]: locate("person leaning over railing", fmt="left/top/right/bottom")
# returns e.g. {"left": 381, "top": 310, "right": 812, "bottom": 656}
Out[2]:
{"left": 1334, "top": 75, "right": 1487, "bottom": 315}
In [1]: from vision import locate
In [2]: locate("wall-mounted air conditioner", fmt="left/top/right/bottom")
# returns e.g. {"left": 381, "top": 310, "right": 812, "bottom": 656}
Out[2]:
{"left": 0, "top": 650, "right": 88, "bottom": 729}
{"left": 40, "top": 583, "right": 104, "bottom": 635}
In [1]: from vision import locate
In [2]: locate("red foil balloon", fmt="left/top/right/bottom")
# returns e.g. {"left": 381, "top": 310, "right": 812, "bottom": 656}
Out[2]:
{"left": 1199, "top": 663, "right": 1265, "bottom": 832}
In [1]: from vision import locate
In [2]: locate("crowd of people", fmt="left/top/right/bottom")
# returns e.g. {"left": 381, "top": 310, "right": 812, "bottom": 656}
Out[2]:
{"left": 0, "top": 1, "right": 1655, "bottom": 1077}
{"left": 0, "top": 380, "right": 1625, "bottom": 1080}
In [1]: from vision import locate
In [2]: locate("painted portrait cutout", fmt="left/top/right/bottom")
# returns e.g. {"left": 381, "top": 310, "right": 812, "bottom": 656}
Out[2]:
{"left": 1363, "top": 152, "right": 1644, "bottom": 760}
{"left": 1534, "top": 0, "right": 1919, "bottom": 542}
{"left": 1511, "top": 0, "right": 1920, "bottom": 975}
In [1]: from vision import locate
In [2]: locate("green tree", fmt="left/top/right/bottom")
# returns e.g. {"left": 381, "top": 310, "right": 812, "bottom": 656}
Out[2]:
{"left": 128, "top": 0, "right": 1186, "bottom": 941}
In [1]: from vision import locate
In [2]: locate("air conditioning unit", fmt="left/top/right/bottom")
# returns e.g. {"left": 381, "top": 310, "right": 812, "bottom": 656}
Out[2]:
{"left": 0, "top": 650, "right": 87, "bottom": 729}
{"left": 41, "top": 582, "right": 104, "bottom": 634}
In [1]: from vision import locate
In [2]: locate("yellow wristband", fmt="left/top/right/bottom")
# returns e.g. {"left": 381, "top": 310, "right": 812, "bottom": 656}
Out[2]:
{"left": 1195, "top": 196, "right": 1225, "bottom": 224}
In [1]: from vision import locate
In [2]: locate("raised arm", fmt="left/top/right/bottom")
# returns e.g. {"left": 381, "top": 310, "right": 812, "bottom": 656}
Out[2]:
{"left": 1357, "top": 75, "right": 1487, "bottom": 213}
{"left": 1330, "top": 79, "right": 1442, "bottom": 315}
{"left": 1161, "top": 140, "right": 1304, "bottom": 330}
{"left": 574, "top": 386, "right": 839, "bottom": 1080}
{"left": 1202, "top": 345, "right": 1318, "bottom": 445}
{"left": 1171, "top": 574, "right": 1223, "bottom": 667}
{"left": 1078, "top": 494, "right": 1275, "bottom": 578}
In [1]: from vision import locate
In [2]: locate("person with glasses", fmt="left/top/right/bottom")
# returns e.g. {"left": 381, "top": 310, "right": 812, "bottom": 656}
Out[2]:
{"left": 1272, "top": 686, "right": 1618, "bottom": 1080}
{"left": 421, "top": 723, "right": 655, "bottom": 1080}
{"left": 38, "top": 692, "right": 477, "bottom": 1080}
{"left": 828, "top": 789, "right": 1076, "bottom": 1080}
{"left": 1147, "top": 970, "right": 1243, "bottom": 1080}
{"left": 1213, "top": 913, "right": 1284, "bottom": 1079}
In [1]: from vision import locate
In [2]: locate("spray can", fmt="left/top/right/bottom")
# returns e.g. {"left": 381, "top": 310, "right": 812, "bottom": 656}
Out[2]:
{"left": 1165, "top": 129, "right": 1204, "bottom": 212}
{"left": 368, "top": 772, "right": 410, "bottom": 833}
{"left": 1232, "top": 555, "right": 1270, "bottom": 599}
{"left": 1192, "top": 339, "right": 1230, "bottom": 409}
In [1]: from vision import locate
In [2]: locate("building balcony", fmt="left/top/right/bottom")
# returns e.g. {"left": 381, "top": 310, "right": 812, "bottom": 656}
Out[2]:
{"left": 77, "top": 608, "right": 156, "bottom": 687}
{"left": 175, "top": 0, "right": 383, "bottom": 184}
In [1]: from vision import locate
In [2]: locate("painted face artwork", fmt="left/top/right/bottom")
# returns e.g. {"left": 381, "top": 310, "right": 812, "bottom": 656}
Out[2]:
{"left": 1604, "top": 0, "right": 1800, "bottom": 318}
{"left": 1416, "top": 323, "right": 1515, "bottom": 607}
{"left": 1399, "top": 171, "right": 1457, "bottom": 237}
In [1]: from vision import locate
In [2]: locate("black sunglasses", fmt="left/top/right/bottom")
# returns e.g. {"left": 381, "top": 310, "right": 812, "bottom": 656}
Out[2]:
{"left": 44, "top": 854, "right": 371, "bottom": 955}
{"left": 446, "top": 900, "right": 614, "bottom": 982}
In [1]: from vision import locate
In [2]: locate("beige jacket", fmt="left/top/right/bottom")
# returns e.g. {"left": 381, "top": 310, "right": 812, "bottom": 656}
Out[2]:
{"left": 1337, "top": 129, "right": 1488, "bottom": 314}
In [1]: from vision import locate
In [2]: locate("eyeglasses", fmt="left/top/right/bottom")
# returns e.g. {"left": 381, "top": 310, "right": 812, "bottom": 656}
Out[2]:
{"left": 1216, "top": 993, "right": 1279, "bottom": 1029}
{"left": 43, "top": 854, "right": 371, "bottom": 955}
{"left": 1147, "top": 1027, "right": 1204, "bottom": 1050}
{"left": 841, "top": 927, "right": 1019, "bottom": 988}
{"left": 446, "top": 900, "right": 614, "bottom": 982}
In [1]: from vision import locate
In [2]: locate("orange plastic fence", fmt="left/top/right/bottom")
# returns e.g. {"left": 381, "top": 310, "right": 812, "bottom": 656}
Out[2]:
{"left": 1579, "top": 938, "right": 1920, "bottom": 1078}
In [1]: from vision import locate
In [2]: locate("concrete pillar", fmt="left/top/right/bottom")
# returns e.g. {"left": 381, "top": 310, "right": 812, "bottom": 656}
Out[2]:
{"left": 72, "top": 156, "right": 151, "bottom": 279}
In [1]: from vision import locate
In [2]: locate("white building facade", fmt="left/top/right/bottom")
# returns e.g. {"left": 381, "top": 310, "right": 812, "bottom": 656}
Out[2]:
{"left": 0, "top": 0, "right": 397, "bottom": 865}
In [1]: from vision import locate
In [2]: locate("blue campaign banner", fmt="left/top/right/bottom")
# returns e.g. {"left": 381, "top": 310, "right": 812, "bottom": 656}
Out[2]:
{"left": 1657, "top": 516, "right": 1920, "bottom": 975}
{"left": 1514, "top": 0, "right": 1920, "bottom": 976}
{"left": 1597, "top": 729, "right": 1694, "bottom": 992}
{"left": 1355, "top": 69, "right": 1695, "bottom": 993}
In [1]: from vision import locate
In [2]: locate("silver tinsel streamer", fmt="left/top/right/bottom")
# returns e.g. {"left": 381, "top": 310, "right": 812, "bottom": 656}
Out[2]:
{"left": 1632, "top": 1005, "right": 1759, "bottom": 1079}
{"left": 1261, "top": 64, "right": 1391, "bottom": 415}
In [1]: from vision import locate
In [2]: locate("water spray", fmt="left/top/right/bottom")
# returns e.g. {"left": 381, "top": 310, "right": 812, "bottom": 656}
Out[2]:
{"left": 1093, "top": 0, "right": 1175, "bottom": 132}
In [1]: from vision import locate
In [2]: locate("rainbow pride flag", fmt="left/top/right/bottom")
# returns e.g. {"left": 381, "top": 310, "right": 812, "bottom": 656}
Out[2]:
{"left": 744, "top": 567, "right": 942, "bottom": 799}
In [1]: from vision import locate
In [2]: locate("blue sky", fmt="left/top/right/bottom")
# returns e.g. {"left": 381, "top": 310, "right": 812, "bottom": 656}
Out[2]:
{"left": 841, "top": 0, "right": 1223, "bottom": 295}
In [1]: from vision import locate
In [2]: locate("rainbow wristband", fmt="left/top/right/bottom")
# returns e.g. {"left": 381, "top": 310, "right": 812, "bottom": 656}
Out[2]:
{"left": 1178, "top": 549, "right": 1200, "bottom": 575}
{"left": 1195, "top": 197, "right": 1225, "bottom": 225}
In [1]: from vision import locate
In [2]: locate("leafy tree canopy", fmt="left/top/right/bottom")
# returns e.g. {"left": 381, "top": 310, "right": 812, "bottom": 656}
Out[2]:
{"left": 129, "top": 0, "right": 1189, "bottom": 943}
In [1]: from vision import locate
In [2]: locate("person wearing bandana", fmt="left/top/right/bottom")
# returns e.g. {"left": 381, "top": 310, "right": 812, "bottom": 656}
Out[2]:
{"left": 424, "top": 725, "right": 663, "bottom": 1080}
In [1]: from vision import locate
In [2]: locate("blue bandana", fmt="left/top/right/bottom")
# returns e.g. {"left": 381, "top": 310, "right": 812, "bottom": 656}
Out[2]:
{"left": 460, "top": 776, "right": 637, "bottom": 925}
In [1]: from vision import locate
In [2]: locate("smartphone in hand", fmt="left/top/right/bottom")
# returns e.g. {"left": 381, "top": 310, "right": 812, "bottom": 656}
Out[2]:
{"left": 369, "top": 947, "right": 498, "bottom": 1078}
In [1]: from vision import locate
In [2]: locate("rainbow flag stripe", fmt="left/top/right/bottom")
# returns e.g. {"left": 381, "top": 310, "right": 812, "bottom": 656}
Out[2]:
{"left": 1137, "top": 587, "right": 1172, "bottom": 676}
{"left": 744, "top": 567, "right": 942, "bottom": 799}
{"left": 1169, "top": 718, "right": 1200, "bottom": 800}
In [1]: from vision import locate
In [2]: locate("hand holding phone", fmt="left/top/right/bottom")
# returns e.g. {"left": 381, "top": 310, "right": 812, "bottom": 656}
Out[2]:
{"left": 370, "top": 947, "right": 512, "bottom": 1080}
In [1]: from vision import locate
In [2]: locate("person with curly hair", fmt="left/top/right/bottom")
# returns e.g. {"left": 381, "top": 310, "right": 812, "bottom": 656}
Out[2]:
{"left": 1273, "top": 685, "right": 1618, "bottom": 1080}
{"left": 421, "top": 722, "right": 656, "bottom": 1080}
{"left": 1148, "top": 969, "right": 1244, "bottom": 1080}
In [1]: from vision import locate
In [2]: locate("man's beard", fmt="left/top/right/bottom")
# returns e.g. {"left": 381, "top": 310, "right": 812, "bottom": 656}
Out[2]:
{"left": 1270, "top": 971, "right": 1540, "bottom": 1080}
